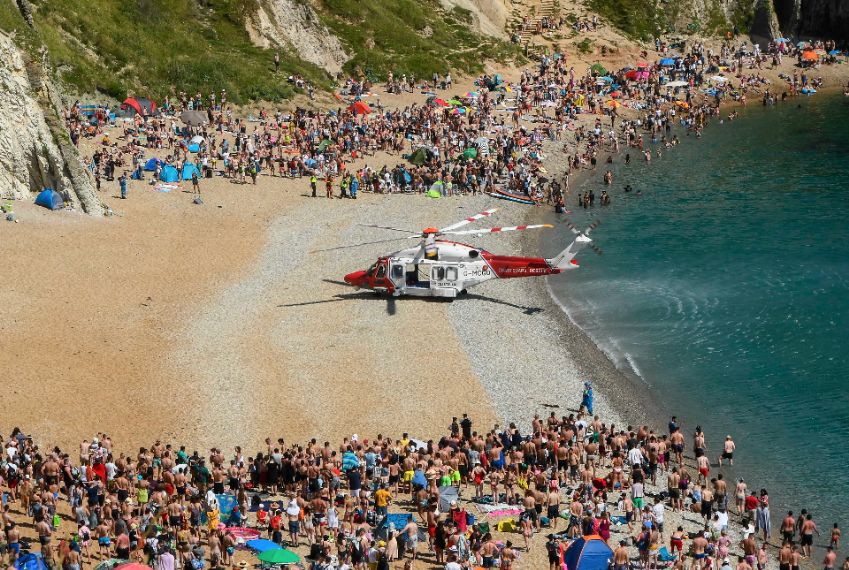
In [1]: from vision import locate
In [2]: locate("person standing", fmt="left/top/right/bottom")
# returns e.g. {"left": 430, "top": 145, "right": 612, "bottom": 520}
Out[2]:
{"left": 274, "top": 52, "right": 280, "bottom": 73}
{"left": 310, "top": 173, "right": 317, "bottom": 197}
{"left": 580, "top": 382, "right": 593, "bottom": 415}
{"left": 120, "top": 173, "right": 127, "bottom": 199}
{"left": 718, "top": 436, "right": 736, "bottom": 466}
{"left": 192, "top": 169, "right": 200, "bottom": 196}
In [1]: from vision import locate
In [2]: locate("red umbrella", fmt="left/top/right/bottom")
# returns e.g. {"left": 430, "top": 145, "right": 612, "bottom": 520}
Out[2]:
{"left": 349, "top": 101, "right": 371, "bottom": 115}
{"left": 433, "top": 98, "right": 450, "bottom": 107}
{"left": 637, "top": 62, "right": 648, "bottom": 68}
{"left": 625, "top": 70, "right": 638, "bottom": 79}
{"left": 610, "top": 91, "right": 621, "bottom": 97}
{"left": 115, "top": 564, "right": 153, "bottom": 570}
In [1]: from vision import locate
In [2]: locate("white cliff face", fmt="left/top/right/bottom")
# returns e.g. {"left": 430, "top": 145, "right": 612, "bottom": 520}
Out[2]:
{"left": 0, "top": 32, "right": 102, "bottom": 214}
{"left": 246, "top": 0, "right": 349, "bottom": 76}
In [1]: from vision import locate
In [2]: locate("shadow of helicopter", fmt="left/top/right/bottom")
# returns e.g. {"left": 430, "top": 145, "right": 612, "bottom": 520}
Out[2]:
{"left": 278, "top": 281, "right": 544, "bottom": 316}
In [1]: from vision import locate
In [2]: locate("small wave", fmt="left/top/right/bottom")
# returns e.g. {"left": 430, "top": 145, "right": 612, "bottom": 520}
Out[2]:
{"left": 545, "top": 278, "right": 648, "bottom": 384}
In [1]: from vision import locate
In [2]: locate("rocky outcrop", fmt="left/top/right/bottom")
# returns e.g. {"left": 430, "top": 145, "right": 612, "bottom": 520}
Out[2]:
{"left": 0, "top": 32, "right": 103, "bottom": 214}
{"left": 750, "top": 0, "right": 782, "bottom": 42}
{"left": 246, "top": 0, "right": 349, "bottom": 76}
{"left": 439, "top": 0, "right": 509, "bottom": 39}
{"left": 797, "top": 0, "right": 849, "bottom": 38}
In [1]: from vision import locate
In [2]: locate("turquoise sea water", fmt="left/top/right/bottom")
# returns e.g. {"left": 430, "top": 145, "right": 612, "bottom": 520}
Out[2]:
{"left": 545, "top": 93, "right": 849, "bottom": 534}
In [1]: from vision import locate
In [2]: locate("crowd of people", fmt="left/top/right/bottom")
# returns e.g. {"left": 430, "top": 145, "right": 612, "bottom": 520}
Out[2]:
{"left": 0, "top": 391, "right": 843, "bottom": 570}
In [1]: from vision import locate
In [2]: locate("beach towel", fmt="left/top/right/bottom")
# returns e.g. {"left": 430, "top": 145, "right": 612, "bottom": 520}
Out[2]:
{"left": 486, "top": 509, "right": 523, "bottom": 518}
{"left": 496, "top": 520, "right": 516, "bottom": 532}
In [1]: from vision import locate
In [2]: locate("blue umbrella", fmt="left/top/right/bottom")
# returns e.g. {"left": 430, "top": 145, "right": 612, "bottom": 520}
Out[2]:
{"left": 246, "top": 539, "right": 281, "bottom": 553}
{"left": 775, "top": 38, "right": 789, "bottom": 42}
{"left": 304, "top": 158, "right": 317, "bottom": 168}
{"left": 598, "top": 77, "right": 613, "bottom": 82}
{"left": 660, "top": 58, "right": 675, "bottom": 65}
{"left": 829, "top": 50, "right": 841, "bottom": 55}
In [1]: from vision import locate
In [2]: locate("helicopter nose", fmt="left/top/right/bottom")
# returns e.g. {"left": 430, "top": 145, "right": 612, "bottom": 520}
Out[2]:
{"left": 344, "top": 270, "right": 367, "bottom": 286}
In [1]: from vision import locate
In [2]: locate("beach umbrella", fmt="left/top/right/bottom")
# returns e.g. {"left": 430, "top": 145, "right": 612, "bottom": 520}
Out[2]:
{"left": 610, "top": 91, "right": 621, "bottom": 97}
{"left": 605, "top": 100, "right": 621, "bottom": 108}
{"left": 711, "top": 75, "right": 729, "bottom": 82}
{"left": 447, "top": 99, "right": 463, "bottom": 105}
{"left": 598, "top": 76, "right": 613, "bottom": 82}
{"left": 801, "top": 51, "right": 818, "bottom": 60}
{"left": 637, "top": 62, "right": 648, "bottom": 68}
{"left": 303, "top": 158, "right": 317, "bottom": 168}
{"left": 635, "top": 71, "right": 650, "bottom": 80}
{"left": 553, "top": 52, "right": 563, "bottom": 60}
{"left": 433, "top": 98, "right": 450, "bottom": 107}
{"left": 625, "top": 70, "right": 638, "bottom": 79}
{"left": 666, "top": 80, "right": 687, "bottom": 87}
{"left": 796, "top": 41, "right": 811, "bottom": 48}
{"left": 590, "top": 63, "right": 607, "bottom": 74}
{"left": 463, "top": 147, "right": 477, "bottom": 159}
{"left": 660, "top": 58, "right": 675, "bottom": 65}
{"left": 93, "top": 560, "right": 130, "bottom": 570}
{"left": 349, "top": 101, "right": 371, "bottom": 115}
{"left": 675, "top": 101, "right": 690, "bottom": 109}
{"left": 451, "top": 107, "right": 467, "bottom": 114}
{"left": 463, "top": 91, "right": 478, "bottom": 98}
{"left": 828, "top": 50, "right": 841, "bottom": 55}
{"left": 257, "top": 549, "right": 300, "bottom": 564}
{"left": 775, "top": 38, "right": 789, "bottom": 42}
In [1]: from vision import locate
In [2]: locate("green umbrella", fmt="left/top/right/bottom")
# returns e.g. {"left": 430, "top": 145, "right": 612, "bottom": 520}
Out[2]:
{"left": 590, "top": 63, "right": 607, "bottom": 74}
{"left": 448, "top": 99, "right": 463, "bottom": 105}
{"left": 258, "top": 549, "right": 300, "bottom": 564}
{"left": 463, "top": 147, "right": 477, "bottom": 159}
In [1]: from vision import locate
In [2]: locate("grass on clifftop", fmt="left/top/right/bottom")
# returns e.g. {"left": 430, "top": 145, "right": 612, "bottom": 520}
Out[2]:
{"left": 318, "top": 0, "right": 523, "bottom": 83}
{"left": 12, "top": 0, "right": 330, "bottom": 104}
{"left": 1, "top": 0, "right": 521, "bottom": 104}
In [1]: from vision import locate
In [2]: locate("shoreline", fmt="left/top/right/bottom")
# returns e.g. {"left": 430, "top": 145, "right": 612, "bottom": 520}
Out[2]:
{"left": 515, "top": 101, "right": 839, "bottom": 567}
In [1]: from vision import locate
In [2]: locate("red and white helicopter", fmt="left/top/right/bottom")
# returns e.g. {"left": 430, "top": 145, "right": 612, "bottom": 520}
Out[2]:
{"left": 310, "top": 208, "right": 601, "bottom": 299}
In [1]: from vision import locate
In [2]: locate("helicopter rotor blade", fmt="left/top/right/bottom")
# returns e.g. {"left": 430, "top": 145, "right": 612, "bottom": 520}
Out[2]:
{"left": 358, "top": 224, "right": 422, "bottom": 234}
{"left": 562, "top": 218, "right": 582, "bottom": 235}
{"left": 309, "top": 235, "right": 420, "bottom": 254}
{"left": 584, "top": 220, "right": 601, "bottom": 235}
{"left": 590, "top": 244, "right": 603, "bottom": 255}
{"left": 438, "top": 208, "right": 499, "bottom": 233}
{"left": 441, "top": 224, "right": 553, "bottom": 236}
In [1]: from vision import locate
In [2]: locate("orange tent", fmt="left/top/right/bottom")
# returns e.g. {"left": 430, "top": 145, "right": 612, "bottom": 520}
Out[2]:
{"left": 349, "top": 101, "right": 371, "bottom": 114}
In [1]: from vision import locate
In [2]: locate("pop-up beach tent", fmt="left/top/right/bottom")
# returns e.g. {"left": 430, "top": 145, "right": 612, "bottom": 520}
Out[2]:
{"left": 14, "top": 553, "right": 50, "bottom": 570}
{"left": 144, "top": 158, "right": 160, "bottom": 171}
{"left": 182, "top": 162, "right": 201, "bottom": 180}
{"left": 562, "top": 535, "right": 614, "bottom": 570}
{"left": 159, "top": 165, "right": 179, "bottom": 183}
{"left": 34, "top": 189, "right": 64, "bottom": 210}
{"left": 121, "top": 97, "right": 156, "bottom": 115}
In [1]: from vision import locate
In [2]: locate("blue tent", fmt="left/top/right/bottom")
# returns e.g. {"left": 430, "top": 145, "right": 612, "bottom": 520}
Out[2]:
{"left": 144, "top": 158, "right": 160, "bottom": 171}
{"left": 14, "top": 553, "right": 49, "bottom": 570}
{"left": 246, "top": 539, "right": 281, "bottom": 553}
{"left": 160, "top": 165, "right": 179, "bottom": 183}
{"left": 182, "top": 162, "right": 201, "bottom": 181}
{"left": 34, "top": 189, "right": 64, "bottom": 210}
{"left": 562, "top": 535, "right": 614, "bottom": 570}
{"left": 187, "top": 144, "right": 200, "bottom": 153}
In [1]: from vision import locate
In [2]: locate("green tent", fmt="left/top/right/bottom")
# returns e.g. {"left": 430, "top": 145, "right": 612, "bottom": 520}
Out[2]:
{"left": 408, "top": 147, "right": 428, "bottom": 166}
{"left": 427, "top": 189, "right": 441, "bottom": 198}
{"left": 463, "top": 147, "right": 477, "bottom": 159}
{"left": 317, "top": 139, "right": 333, "bottom": 152}
{"left": 590, "top": 63, "right": 607, "bottom": 74}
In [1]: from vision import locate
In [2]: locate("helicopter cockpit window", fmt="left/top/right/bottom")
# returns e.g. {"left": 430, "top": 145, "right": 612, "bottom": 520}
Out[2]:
{"left": 446, "top": 267, "right": 458, "bottom": 281}
{"left": 375, "top": 264, "right": 387, "bottom": 279}
{"left": 366, "top": 263, "right": 378, "bottom": 277}
{"left": 391, "top": 265, "right": 405, "bottom": 279}
{"left": 432, "top": 266, "right": 445, "bottom": 281}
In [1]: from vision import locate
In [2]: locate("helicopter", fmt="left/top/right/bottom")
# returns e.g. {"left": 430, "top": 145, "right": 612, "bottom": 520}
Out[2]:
{"left": 310, "top": 208, "right": 601, "bottom": 299}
